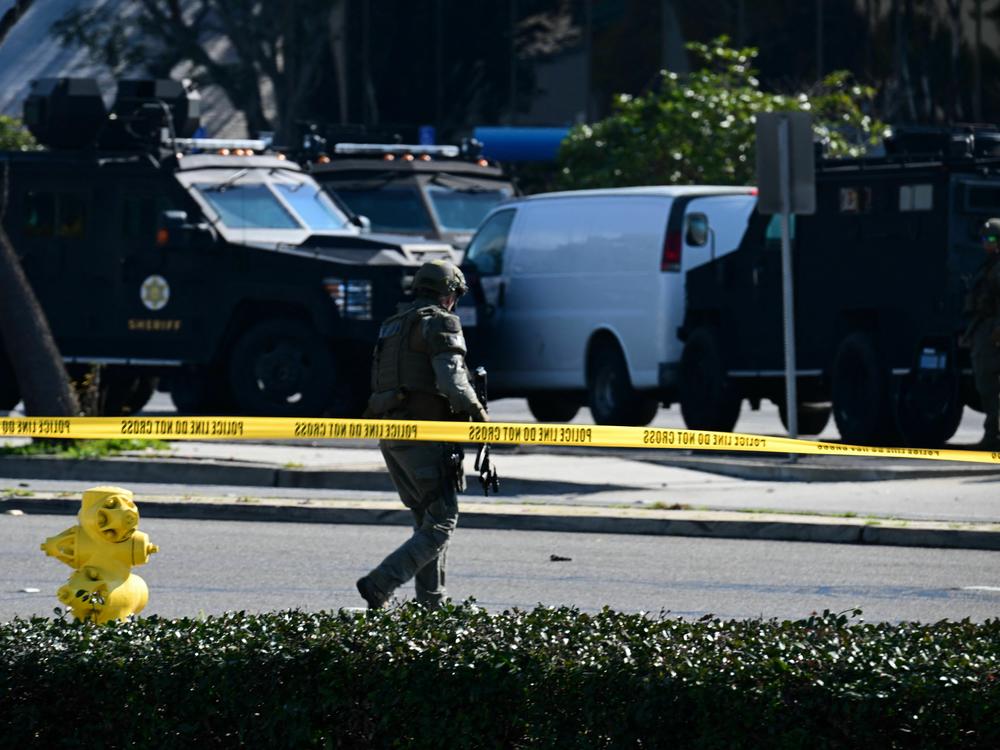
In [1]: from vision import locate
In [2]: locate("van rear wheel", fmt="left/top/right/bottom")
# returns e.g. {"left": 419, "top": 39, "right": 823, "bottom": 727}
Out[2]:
{"left": 587, "top": 344, "right": 659, "bottom": 426}
{"left": 229, "top": 319, "right": 335, "bottom": 417}
{"left": 527, "top": 393, "right": 581, "bottom": 423}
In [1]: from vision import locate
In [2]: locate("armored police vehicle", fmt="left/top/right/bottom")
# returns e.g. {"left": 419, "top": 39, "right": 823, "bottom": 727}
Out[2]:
{"left": 305, "top": 140, "right": 516, "bottom": 252}
{"left": 0, "top": 78, "right": 456, "bottom": 417}
{"left": 679, "top": 127, "right": 1000, "bottom": 447}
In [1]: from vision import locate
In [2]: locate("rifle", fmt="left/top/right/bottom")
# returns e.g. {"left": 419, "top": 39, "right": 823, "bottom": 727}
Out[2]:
{"left": 472, "top": 366, "right": 500, "bottom": 496}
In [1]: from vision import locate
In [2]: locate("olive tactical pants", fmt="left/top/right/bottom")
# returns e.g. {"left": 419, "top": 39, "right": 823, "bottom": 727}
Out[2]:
{"left": 365, "top": 441, "right": 458, "bottom": 607}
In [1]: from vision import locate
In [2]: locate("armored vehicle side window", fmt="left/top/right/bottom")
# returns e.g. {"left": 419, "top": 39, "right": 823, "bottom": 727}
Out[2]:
{"left": 764, "top": 214, "right": 795, "bottom": 248}
{"left": 963, "top": 184, "right": 1000, "bottom": 213}
{"left": 122, "top": 195, "right": 158, "bottom": 239}
{"left": 273, "top": 183, "right": 349, "bottom": 230}
{"left": 465, "top": 209, "right": 515, "bottom": 276}
{"left": 22, "top": 191, "right": 55, "bottom": 238}
{"left": 333, "top": 186, "right": 433, "bottom": 234}
{"left": 22, "top": 191, "right": 86, "bottom": 239}
{"left": 195, "top": 183, "right": 298, "bottom": 229}
{"left": 427, "top": 183, "right": 512, "bottom": 232}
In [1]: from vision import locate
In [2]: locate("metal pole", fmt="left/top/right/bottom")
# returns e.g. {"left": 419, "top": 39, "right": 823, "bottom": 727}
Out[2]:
{"left": 816, "top": 0, "right": 823, "bottom": 80}
{"left": 778, "top": 117, "right": 799, "bottom": 441}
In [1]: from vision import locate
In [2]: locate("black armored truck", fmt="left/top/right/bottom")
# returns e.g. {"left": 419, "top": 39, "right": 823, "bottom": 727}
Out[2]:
{"left": 0, "top": 78, "right": 457, "bottom": 417}
{"left": 680, "top": 128, "right": 1000, "bottom": 447}
{"left": 305, "top": 139, "right": 515, "bottom": 253}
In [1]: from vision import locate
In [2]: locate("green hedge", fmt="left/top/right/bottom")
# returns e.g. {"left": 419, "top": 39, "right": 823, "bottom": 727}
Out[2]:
{"left": 1, "top": 605, "right": 997, "bottom": 748}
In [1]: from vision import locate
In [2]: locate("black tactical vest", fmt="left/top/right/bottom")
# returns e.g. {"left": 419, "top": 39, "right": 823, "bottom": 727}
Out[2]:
{"left": 369, "top": 300, "right": 450, "bottom": 419}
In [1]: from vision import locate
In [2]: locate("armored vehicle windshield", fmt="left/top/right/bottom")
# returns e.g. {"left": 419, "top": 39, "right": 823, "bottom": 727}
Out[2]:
{"left": 176, "top": 155, "right": 356, "bottom": 245}
{"left": 307, "top": 143, "right": 515, "bottom": 251}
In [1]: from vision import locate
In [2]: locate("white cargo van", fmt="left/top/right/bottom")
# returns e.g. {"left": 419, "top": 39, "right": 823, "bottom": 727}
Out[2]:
{"left": 464, "top": 186, "right": 756, "bottom": 425}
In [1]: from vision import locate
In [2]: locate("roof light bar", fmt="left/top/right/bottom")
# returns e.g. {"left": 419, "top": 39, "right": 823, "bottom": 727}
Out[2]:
{"left": 333, "top": 143, "right": 460, "bottom": 158}
{"left": 173, "top": 137, "right": 269, "bottom": 152}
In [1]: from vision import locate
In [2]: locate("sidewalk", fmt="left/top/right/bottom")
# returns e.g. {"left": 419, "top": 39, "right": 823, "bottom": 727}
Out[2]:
{"left": 2, "top": 440, "right": 999, "bottom": 551}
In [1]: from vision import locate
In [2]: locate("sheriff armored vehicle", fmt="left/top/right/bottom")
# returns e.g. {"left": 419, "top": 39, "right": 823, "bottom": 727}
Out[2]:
{"left": 679, "top": 127, "right": 1000, "bottom": 447}
{"left": 305, "top": 139, "right": 516, "bottom": 253}
{"left": 0, "top": 78, "right": 456, "bottom": 417}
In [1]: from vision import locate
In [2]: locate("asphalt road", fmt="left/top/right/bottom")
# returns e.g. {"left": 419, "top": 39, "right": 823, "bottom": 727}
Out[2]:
{"left": 6, "top": 513, "right": 998, "bottom": 623}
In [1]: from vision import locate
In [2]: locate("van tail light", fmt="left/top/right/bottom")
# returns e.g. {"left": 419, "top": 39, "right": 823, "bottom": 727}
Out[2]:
{"left": 661, "top": 230, "right": 682, "bottom": 272}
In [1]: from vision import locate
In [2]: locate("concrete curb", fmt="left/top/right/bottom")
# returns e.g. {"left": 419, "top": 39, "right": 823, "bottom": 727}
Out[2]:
{"left": 6, "top": 495, "right": 999, "bottom": 552}
{"left": 5, "top": 452, "right": 999, "bottom": 495}
{"left": 0, "top": 456, "right": 619, "bottom": 495}
{"left": 512, "top": 447, "right": 1000, "bottom": 482}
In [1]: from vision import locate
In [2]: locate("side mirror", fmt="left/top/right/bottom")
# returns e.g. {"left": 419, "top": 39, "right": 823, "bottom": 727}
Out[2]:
{"left": 352, "top": 214, "right": 372, "bottom": 232}
{"left": 157, "top": 209, "right": 215, "bottom": 248}
{"left": 685, "top": 213, "right": 710, "bottom": 247}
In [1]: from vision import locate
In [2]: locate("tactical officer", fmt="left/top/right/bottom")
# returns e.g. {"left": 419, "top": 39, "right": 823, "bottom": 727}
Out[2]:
{"left": 963, "top": 218, "right": 1000, "bottom": 450}
{"left": 356, "top": 259, "right": 487, "bottom": 609}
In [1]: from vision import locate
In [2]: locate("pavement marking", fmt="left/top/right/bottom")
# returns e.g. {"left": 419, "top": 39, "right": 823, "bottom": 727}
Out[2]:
{"left": 960, "top": 586, "right": 1000, "bottom": 592}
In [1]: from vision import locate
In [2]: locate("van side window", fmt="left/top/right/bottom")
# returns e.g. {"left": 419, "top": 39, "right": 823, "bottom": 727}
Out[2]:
{"left": 465, "top": 209, "right": 515, "bottom": 275}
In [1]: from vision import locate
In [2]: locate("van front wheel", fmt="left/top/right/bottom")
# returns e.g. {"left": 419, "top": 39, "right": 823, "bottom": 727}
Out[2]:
{"left": 588, "top": 345, "right": 659, "bottom": 426}
{"left": 527, "top": 393, "right": 580, "bottom": 423}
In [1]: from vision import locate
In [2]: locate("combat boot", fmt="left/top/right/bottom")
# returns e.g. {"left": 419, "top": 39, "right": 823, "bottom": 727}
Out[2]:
{"left": 356, "top": 576, "right": 389, "bottom": 610}
{"left": 977, "top": 435, "right": 1000, "bottom": 451}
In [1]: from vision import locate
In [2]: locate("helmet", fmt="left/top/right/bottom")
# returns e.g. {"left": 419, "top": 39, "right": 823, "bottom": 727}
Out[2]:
{"left": 982, "top": 218, "right": 1000, "bottom": 248}
{"left": 412, "top": 259, "right": 468, "bottom": 297}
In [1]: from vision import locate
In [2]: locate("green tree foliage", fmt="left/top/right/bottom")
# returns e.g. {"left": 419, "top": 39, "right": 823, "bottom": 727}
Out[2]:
{"left": 0, "top": 116, "right": 36, "bottom": 150}
{"left": 557, "top": 38, "right": 887, "bottom": 190}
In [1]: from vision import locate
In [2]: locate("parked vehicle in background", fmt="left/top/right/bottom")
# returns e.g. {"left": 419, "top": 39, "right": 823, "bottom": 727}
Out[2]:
{"left": 0, "top": 78, "right": 455, "bottom": 417}
{"left": 306, "top": 142, "right": 516, "bottom": 253}
{"left": 463, "top": 186, "right": 757, "bottom": 425}
{"left": 680, "top": 127, "right": 1000, "bottom": 447}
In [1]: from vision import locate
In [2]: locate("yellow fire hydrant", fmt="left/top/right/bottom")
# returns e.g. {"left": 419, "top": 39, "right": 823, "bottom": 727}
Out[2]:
{"left": 40, "top": 486, "right": 159, "bottom": 623}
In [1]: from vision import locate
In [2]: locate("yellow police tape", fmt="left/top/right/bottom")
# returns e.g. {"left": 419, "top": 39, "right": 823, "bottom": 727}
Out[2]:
{"left": 1, "top": 415, "right": 999, "bottom": 464}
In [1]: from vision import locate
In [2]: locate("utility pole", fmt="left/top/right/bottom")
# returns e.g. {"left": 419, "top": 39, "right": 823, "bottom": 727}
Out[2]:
{"left": 816, "top": 0, "right": 824, "bottom": 80}
{"left": 509, "top": 0, "right": 518, "bottom": 124}
{"left": 974, "top": 0, "right": 983, "bottom": 121}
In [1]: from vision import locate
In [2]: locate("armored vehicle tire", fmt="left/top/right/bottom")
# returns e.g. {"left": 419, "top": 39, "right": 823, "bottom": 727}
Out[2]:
{"left": 228, "top": 319, "right": 335, "bottom": 417}
{"left": 99, "top": 371, "right": 157, "bottom": 416}
{"left": 527, "top": 393, "right": 581, "bottom": 423}
{"left": 777, "top": 400, "right": 832, "bottom": 436}
{"left": 679, "top": 327, "right": 741, "bottom": 432}
{"left": 587, "top": 344, "right": 659, "bottom": 426}
{"left": 831, "top": 332, "right": 898, "bottom": 446}
{"left": 895, "top": 370, "right": 964, "bottom": 448}
{"left": 169, "top": 369, "right": 232, "bottom": 415}
{"left": 0, "top": 355, "right": 18, "bottom": 411}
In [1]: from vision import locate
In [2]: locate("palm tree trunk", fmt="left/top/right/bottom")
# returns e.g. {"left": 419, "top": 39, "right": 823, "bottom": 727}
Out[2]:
{"left": 0, "top": 223, "right": 79, "bottom": 417}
